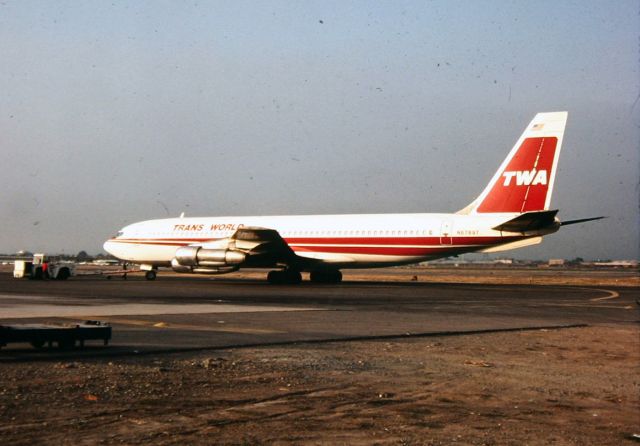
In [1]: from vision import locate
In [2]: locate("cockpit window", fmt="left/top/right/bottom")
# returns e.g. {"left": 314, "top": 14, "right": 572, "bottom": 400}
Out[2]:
{"left": 115, "top": 231, "right": 124, "bottom": 238}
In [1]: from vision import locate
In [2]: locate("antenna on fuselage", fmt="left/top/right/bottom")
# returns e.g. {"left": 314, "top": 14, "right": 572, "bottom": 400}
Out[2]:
{"left": 179, "top": 212, "right": 185, "bottom": 218}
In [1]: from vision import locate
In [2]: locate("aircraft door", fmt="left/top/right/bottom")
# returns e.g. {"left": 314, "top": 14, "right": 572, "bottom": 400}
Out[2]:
{"left": 440, "top": 220, "right": 453, "bottom": 245}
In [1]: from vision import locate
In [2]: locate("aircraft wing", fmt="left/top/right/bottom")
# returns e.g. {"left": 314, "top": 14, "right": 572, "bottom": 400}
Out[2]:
{"left": 231, "top": 227, "right": 295, "bottom": 256}
{"left": 230, "top": 227, "right": 319, "bottom": 268}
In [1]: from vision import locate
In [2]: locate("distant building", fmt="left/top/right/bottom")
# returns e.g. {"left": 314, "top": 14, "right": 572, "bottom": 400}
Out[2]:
{"left": 548, "top": 259, "right": 565, "bottom": 266}
{"left": 590, "top": 260, "right": 638, "bottom": 268}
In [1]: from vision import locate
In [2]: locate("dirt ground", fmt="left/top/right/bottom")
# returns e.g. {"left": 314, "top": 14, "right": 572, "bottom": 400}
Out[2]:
{"left": 1, "top": 325, "right": 638, "bottom": 445}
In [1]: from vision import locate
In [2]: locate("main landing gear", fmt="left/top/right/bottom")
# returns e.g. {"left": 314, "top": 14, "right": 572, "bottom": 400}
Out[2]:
{"left": 266, "top": 269, "right": 343, "bottom": 284}
{"left": 310, "top": 270, "right": 342, "bottom": 284}
{"left": 145, "top": 270, "right": 157, "bottom": 281}
{"left": 267, "top": 269, "right": 302, "bottom": 285}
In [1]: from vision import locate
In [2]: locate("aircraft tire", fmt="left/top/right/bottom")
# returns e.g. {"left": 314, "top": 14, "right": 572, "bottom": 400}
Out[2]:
{"left": 57, "top": 268, "right": 70, "bottom": 280}
{"left": 267, "top": 270, "right": 302, "bottom": 285}
{"left": 285, "top": 270, "right": 302, "bottom": 284}
{"left": 145, "top": 270, "right": 157, "bottom": 281}
{"left": 310, "top": 270, "right": 342, "bottom": 284}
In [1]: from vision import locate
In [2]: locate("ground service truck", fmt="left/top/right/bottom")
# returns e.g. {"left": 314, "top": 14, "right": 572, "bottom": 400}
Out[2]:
{"left": 13, "top": 253, "right": 75, "bottom": 280}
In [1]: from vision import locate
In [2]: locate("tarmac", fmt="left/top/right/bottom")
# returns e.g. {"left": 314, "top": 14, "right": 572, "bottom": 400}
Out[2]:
{"left": 0, "top": 268, "right": 637, "bottom": 359}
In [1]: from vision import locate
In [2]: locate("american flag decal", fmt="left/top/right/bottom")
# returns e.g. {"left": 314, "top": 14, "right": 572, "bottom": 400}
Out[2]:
{"left": 532, "top": 123, "right": 544, "bottom": 130}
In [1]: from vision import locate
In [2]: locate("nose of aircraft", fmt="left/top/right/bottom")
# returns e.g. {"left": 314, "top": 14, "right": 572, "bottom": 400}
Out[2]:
{"left": 103, "top": 239, "right": 117, "bottom": 257}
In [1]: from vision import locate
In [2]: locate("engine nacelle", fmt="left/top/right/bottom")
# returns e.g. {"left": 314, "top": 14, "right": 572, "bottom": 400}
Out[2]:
{"left": 173, "top": 246, "right": 246, "bottom": 268}
{"left": 192, "top": 266, "right": 239, "bottom": 275}
{"left": 170, "top": 258, "right": 240, "bottom": 274}
{"left": 170, "top": 258, "right": 192, "bottom": 273}
{"left": 170, "top": 258, "right": 239, "bottom": 275}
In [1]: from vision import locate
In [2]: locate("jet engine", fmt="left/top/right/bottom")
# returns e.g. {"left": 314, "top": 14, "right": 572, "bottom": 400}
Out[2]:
{"left": 171, "top": 246, "right": 246, "bottom": 274}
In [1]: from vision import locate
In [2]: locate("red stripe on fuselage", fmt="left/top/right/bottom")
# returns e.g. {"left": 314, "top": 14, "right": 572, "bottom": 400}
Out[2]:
{"left": 107, "top": 235, "right": 523, "bottom": 256}
{"left": 290, "top": 245, "right": 473, "bottom": 256}
{"left": 285, "top": 236, "right": 516, "bottom": 246}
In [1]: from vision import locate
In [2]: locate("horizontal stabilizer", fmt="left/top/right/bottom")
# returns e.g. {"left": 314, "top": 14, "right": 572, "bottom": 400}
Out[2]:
{"left": 560, "top": 216, "right": 606, "bottom": 226}
{"left": 493, "top": 210, "right": 558, "bottom": 232}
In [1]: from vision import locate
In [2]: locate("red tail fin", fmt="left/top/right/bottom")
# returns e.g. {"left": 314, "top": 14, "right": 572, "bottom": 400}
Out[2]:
{"left": 459, "top": 112, "right": 567, "bottom": 214}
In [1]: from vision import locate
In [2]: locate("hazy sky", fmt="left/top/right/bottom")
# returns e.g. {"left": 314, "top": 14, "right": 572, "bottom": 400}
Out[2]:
{"left": 1, "top": 1, "right": 638, "bottom": 260}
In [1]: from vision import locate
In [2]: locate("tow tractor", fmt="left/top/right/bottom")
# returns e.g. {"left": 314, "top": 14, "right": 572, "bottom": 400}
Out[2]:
{"left": 13, "top": 253, "right": 75, "bottom": 280}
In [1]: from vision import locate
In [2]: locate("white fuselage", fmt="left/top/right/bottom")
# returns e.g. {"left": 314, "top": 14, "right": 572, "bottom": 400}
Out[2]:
{"left": 103, "top": 212, "right": 552, "bottom": 270}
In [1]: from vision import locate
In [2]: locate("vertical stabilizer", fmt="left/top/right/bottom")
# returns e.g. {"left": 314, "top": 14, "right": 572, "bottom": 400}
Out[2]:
{"left": 458, "top": 112, "right": 567, "bottom": 214}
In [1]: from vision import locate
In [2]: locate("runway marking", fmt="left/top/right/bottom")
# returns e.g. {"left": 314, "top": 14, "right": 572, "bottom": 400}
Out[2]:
{"left": 0, "top": 302, "right": 323, "bottom": 319}
{"left": 444, "top": 287, "right": 627, "bottom": 309}
{"left": 531, "top": 303, "right": 629, "bottom": 309}
{"left": 589, "top": 289, "right": 620, "bottom": 302}
{"left": 67, "top": 317, "right": 286, "bottom": 335}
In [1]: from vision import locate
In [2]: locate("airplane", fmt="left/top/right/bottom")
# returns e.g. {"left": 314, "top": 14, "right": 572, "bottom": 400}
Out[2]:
{"left": 103, "top": 111, "right": 603, "bottom": 284}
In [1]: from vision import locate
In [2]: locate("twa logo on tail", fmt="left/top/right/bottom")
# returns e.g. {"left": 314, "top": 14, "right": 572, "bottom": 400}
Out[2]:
{"left": 461, "top": 111, "right": 568, "bottom": 214}
{"left": 502, "top": 169, "right": 548, "bottom": 186}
